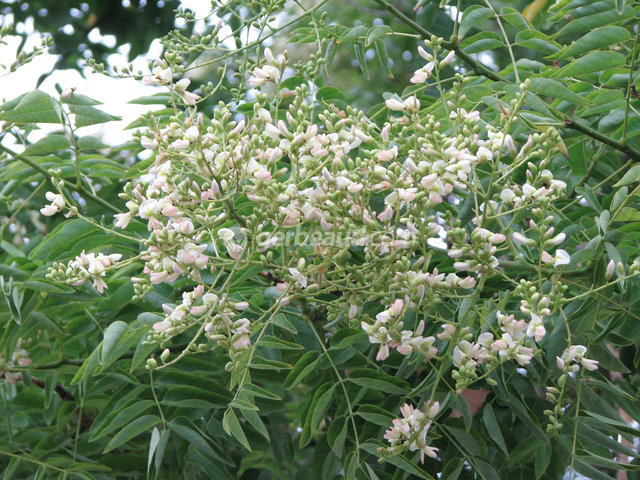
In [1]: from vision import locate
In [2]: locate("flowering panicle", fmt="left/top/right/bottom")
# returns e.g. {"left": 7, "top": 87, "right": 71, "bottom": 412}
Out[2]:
{"left": 43, "top": 37, "right": 601, "bottom": 469}
{"left": 381, "top": 401, "right": 440, "bottom": 463}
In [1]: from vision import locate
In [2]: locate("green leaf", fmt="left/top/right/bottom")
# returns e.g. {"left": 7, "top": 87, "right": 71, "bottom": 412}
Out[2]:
{"left": 0, "top": 91, "right": 62, "bottom": 124}
{"left": 374, "top": 39, "right": 394, "bottom": 80}
{"left": 444, "top": 424, "right": 483, "bottom": 456}
{"left": 535, "top": 443, "right": 551, "bottom": 479}
{"left": 354, "top": 41, "right": 369, "bottom": 80}
{"left": 248, "top": 356, "right": 292, "bottom": 371}
{"left": 240, "top": 383, "right": 281, "bottom": 400}
{"left": 90, "top": 400, "right": 155, "bottom": 441}
{"left": 582, "top": 411, "right": 640, "bottom": 437}
{"left": 23, "top": 280, "right": 75, "bottom": 295}
{"left": 573, "top": 460, "right": 618, "bottom": 480}
{"left": 614, "top": 165, "right": 640, "bottom": 186}
{"left": 365, "top": 25, "right": 390, "bottom": 47}
{"left": 348, "top": 369, "right": 410, "bottom": 395}
{"left": 103, "top": 415, "right": 160, "bottom": 452}
{"left": 529, "top": 77, "right": 591, "bottom": 106}
{"left": 69, "top": 105, "right": 121, "bottom": 127}
{"left": 336, "top": 25, "right": 368, "bottom": 44}
{"left": 482, "top": 405, "right": 508, "bottom": 456}
{"left": 147, "top": 427, "right": 161, "bottom": 474}
{"left": 23, "top": 135, "right": 71, "bottom": 156}
{"left": 128, "top": 93, "right": 172, "bottom": 105}
{"left": 309, "top": 384, "right": 335, "bottom": 438}
{"left": 222, "top": 409, "right": 251, "bottom": 451}
{"left": 239, "top": 401, "right": 269, "bottom": 439}
{"left": 460, "top": 32, "right": 505, "bottom": 55}
{"left": 258, "top": 335, "right": 304, "bottom": 350}
{"left": 61, "top": 93, "right": 102, "bottom": 106}
{"left": 500, "top": 7, "right": 531, "bottom": 31}
{"left": 269, "top": 313, "right": 297, "bottom": 334}
{"left": 77, "top": 136, "right": 110, "bottom": 151}
{"left": 162, "top": 386, "right": 231, "bottom": 408}
{"left": 100, "top": 321, "right": 129, "bottom": 366}
{"left": 515, "top": 30, "right": 560, "bottom": 56}
{"left": 458, "top": 7, "right": 493, "bottom": 41}
{"left": 356, "top": 404, "right": 395, "bottom": 427}
{"left": 554, "top": 6, "right": 634, "bottom": 40}
{"left": 556, "top": 26, "right": 630, "bottom": 60}
{"left": 327, "top": 415, "right": 348, "bottom": 456}
{"left": 283, "top": 350, "right": 320, "bottom": 389}
{"left": 169, "top": 418, "right": 226, "bottom": 463}
{"left": 29, "top": 219, "right": 98, "bottom": 260}
{"left": 360, "top": 441, "right": 435, "bottom": 479}
{"left": 577, "top": 423, "right": 638, "bottom": 458}
{"left": 299, "top": 382, "right": 334, "bottom": 448}
{"left": 551, "top": 52, "right": 626, "bottom": 79}
{"left": 616, "top": 0, "right": 627, "bottom": 14}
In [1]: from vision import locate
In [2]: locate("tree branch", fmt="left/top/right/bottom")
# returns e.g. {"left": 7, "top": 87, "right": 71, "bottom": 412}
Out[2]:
{"left": 369, "top": 0, "right": 640, "bottom": 162}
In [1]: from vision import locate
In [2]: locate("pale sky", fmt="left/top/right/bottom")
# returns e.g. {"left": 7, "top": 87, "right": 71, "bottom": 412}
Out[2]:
{"left": 0, "top": 0, "right": 215, "bottom": 145}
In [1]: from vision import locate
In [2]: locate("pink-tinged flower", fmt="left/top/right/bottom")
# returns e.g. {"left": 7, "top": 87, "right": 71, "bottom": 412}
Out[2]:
{"left": 526, "top": 313, "right": 546, "bottom": 341}
{"left": 249, "top": 65, "right": 280, "bottom": 86}
{"left": 403, "top": 96, "right": 420, "bottom": 113}
{"left": 384, "top": 401, "right": 439, "bottom": 463}
{"left": 385, "top": 98, "right": 405, "bottom": 111}
{"left": 153, "top": 320, "right": 172, "bottom": 332}
{"left": 60, "top": 87, "right": 76, "bottom": 98}
{"left": 545, "top": 232, "right": 566, "bottom": 247}
{"left": 174, "top": 78, "right": 200, "bottom": 105}
{"left": 440, "top": 50, "right": 455, "bottom": 67}
{"left": 606, "top": 259, "right": 615, "bottom": 279}
{"left": 40, "top": 192, "right": 65, "bottom": 216}
{"left": 513, "top": 232, "right": 535, "bottom": 247}
{"left": 140, "top": 136, "right": 159, "bottom": 150}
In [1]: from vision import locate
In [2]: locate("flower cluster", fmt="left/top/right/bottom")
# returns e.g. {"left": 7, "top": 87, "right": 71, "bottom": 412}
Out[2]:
{"left": 0, "top": 338, "right": 31, "bottom": 384}
{"left": 42, "top": 36, "right": 609, "bottom": 471}
{"left": 448, "top": 226, "right": 506, "bottom": 273}
{"left": 147, "top": 283, "right": 251, "bottom": 371}
{"left": 47, "top": 251, "right": 122, "bottom": 293}
{"left": 440, "top": 311, "right": 540, "bottom": 391}
{"left": 382, "top": 401, "right": 440, "bottom": 463}
{"left": 143, "top": 58, "right": 200, "bottom": 105}
{"left": 556, "top": 345, "right": 599, "bottom": 372}
{"left": 361, "top": 298, "right": 438, "bottom": 361}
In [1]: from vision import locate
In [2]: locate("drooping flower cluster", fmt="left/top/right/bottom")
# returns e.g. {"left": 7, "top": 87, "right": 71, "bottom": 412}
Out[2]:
{"left": 440, "top": 311, "right": 541, "bottom": 391}
{"left": 382, "top": 401, "right": 440, "bottom": 463}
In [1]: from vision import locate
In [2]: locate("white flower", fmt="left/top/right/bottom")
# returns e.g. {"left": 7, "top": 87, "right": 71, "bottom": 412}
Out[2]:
{"left": 288, "top": 267, "right": 307, "bottom": 288}
{"left": 440, "top": 50, "right": 456, "bottom": 67}
{"left": 249, "top": 65, "right": 280, "bottom": 87}
{"left": 385, "top": 98, "right": 405, "bottom": 111}
{"left": 40, "top": 192, "right": 66, "bottom": 216}
{"left": 553, "top": 249, "right": 570, "bottom": 267}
